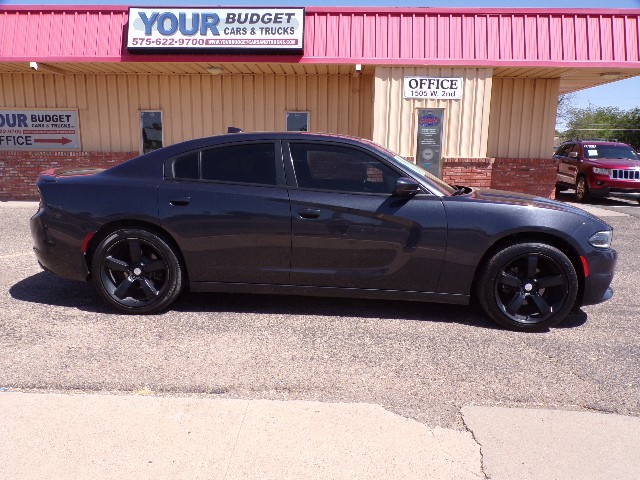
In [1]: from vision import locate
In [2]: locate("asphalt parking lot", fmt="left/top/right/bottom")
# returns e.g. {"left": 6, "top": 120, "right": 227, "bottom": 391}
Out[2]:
{"left": 1, "top": 201, "right": 639, "bottom": 430}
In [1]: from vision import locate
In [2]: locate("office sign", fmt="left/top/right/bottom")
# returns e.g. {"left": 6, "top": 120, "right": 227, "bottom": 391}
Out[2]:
{"left": 404, "top": 77, "right": 463, "bottom": 100}
{"left": 0, "top": 109, "right": 80, "bottom": 150}
{"left": 127, "top": 8, "right": 305, "bottom": 51}
{"left": 416, "top": 109, "right": 444, "bottom": 178}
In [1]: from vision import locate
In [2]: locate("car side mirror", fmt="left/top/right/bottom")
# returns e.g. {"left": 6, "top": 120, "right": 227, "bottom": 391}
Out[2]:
{"left": 568, "top": 151, "right": 579, "bottom": 158}
{"left": 393, "top": 177, "right": 421, "bottom": 197}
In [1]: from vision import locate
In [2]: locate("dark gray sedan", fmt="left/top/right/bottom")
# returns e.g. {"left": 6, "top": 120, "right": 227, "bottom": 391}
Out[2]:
{"left": 30, "top": 132, "right": 617, "bottom": 331}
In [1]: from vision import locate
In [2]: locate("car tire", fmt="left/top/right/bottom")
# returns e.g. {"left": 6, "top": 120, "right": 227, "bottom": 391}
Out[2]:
{"left": 477, "top": 243, "right": 578, "bottom": 331}
{"left": 575, "top": 175, "right": 590, "bottom": 202}
{"left": 91, "top": 228, "right": 184, "bottom": 314}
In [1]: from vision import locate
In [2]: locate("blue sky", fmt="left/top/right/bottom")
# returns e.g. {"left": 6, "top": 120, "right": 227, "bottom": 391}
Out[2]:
{"left": 3, "top": 0, "right": 640, "bottom": 124}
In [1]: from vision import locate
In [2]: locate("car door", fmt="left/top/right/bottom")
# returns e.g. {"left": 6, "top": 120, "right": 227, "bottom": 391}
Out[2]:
{"left": 283, "top": 140, "right": 447, "bottom": 292}
{"left": 158, "top": 141, "right": 292, "bottom": 285}
{"left": 556, "top": 143, "right": 581, "bottom": 185}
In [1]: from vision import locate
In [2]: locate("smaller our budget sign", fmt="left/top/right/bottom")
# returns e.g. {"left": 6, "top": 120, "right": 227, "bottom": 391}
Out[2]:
{"left": 0, "top": 109, "right": 80, "bottom": 150}
{"left": 403, "top": 77, "right": 464, "bottom": 100}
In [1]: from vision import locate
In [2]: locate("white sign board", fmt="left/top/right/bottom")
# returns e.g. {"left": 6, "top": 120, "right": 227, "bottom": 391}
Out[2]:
{"left": 403, "top": 77, "right": 464, "bottom": 100}
{"left": 0, "top": 109, "right": 80, "bottom": 150}
{"left": 127, "top": 8, "right": 305, "bottom": 50}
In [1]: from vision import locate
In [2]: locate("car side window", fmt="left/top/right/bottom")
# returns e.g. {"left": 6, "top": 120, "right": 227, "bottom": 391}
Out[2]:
{"left": 201, "top": 143, "right": 277, "bottom": 185}
{"left": 172, "top": 152, "right": 199, "bottom": 179}
{"left": 570, "top": 144, "right": 581, "bottom": 158}
{"left": 289, "top": 143, "right": 401, "bottom": 194}
{"left": 556, "top": 144, "right": 573, "bottom": 157}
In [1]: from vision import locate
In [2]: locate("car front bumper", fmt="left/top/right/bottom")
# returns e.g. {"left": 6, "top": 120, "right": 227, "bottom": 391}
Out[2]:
{"left": 580, "top": 246, "right": 617, "bottom": 306}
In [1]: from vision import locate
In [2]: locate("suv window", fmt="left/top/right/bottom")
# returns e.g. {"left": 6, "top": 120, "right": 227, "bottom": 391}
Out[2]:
{"left": 555, "top": 144, "right": 574, "bottom": 157}
{"left": 289, "top": 143, "right": 401, "bottom": 194}
{"left": 582, "top": 144, "right": 639, "bottom": 160}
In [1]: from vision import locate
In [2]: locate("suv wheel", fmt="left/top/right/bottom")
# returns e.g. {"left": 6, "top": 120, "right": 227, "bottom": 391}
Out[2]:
{"left": 575, "top": 176, "right": 590, "bottom": 203}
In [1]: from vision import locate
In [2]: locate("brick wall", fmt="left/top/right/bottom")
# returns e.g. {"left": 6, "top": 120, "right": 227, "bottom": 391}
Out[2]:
{"left": 1, "top": 151, "right": 558, "bottom": 201}
{"left": 442, "top": 157, "right": 493, "bottom": 188}
{"left": 0, "top": 151, "right": 138, "bottom": 200}
{"left": 490, "top": 158, "right": 557, "bottom": 199}
{"left": 442, "top": 157, "right": 556, "bottom": 198}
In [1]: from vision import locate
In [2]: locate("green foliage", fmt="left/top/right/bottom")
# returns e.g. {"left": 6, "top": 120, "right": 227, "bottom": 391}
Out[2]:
{"left": 559, "top": 103, "right": 640, "bottom": 149}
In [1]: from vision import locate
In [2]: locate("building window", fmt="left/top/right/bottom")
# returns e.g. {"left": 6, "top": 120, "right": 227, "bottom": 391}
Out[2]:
{"left": 141, "top": 111, "right": 163, "bottom": 154}
{"left": 286, "top": 111, "right": 309, "bottom": 132}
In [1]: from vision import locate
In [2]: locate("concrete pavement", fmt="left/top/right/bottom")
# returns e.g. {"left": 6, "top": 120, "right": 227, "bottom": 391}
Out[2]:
{"left": 463, "top": 406, "right": 640, "bottom": 480}
{"left": 1, "top": 391, "right": 639, "bottom": 479}
{"left": 1, "top": 391, "right": 482, "bottom": 479}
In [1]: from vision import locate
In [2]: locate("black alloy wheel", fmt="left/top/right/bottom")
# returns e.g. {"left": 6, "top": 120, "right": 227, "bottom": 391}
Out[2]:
{"left": 575, "top": 176, "right": 590, "bottom": 203}
{"left": 91, "top": 228, "right": 183, "bottom": 314}
{"left": 477, "top": 243, "right": 578, "bottom": 331}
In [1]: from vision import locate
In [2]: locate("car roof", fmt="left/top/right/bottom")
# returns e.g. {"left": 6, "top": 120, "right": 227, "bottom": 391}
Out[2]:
{"left": 562, "top": 140, "right": 632, "bottom": 147}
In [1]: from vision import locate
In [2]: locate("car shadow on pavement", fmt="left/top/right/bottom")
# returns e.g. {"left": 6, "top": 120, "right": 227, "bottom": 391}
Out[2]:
{"left": 9, "top": 271, "right": 114, "bottom": 314}
{"left": 10, "top": 271, "right": 588, "bottom": 331}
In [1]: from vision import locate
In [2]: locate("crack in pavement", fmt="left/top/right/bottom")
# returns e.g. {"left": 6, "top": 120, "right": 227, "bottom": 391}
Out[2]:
{"left": 460, "top": 410, "right": 489, "bottom": 480}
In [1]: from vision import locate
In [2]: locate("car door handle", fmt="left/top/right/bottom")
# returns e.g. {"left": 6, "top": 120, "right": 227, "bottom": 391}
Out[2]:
{"left": 169, "top": 196, "right": 191, "bottom": 206}
{"left": 298, "top": 208, "right": 321, "bottom": 219}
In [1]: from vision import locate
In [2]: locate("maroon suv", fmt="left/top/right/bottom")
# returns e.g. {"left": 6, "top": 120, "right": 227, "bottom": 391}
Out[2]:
{"left": 554, "top": 140, "right": 640, "bottom": 203}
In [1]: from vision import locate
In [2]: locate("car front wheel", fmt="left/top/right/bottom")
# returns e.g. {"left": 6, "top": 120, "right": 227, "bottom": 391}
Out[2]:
{"left": 477, "top": 243, "right": 578, "bottom": 331}
{"left": 91, "top": 228, "right": 184, "bottom": 314}
{"left": 575, "top": 176, "right": 590, "bottom": 202}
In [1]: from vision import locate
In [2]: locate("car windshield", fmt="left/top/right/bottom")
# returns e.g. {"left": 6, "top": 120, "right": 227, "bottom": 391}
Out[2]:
{"left": 584, "top": 145, "right": 639, "bottom": 160}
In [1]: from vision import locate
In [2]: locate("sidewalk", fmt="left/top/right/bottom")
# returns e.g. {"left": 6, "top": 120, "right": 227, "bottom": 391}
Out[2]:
{"left": 1, "top": 391, "right": 638, "bottom": 479}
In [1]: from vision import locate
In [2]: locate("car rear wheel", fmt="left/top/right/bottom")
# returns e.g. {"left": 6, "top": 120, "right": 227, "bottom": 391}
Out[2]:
{"left": 575, "top": 176, "right": 590, "bottom": 202}
{"left": 477, "top": 243, "right": 578, "bottom": 331}
{"left": 91, "top": 228, "right": 184, "bottom": 314}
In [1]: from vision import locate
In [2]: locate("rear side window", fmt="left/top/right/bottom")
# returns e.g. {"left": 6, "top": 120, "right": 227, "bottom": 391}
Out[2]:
{"left": 201, "top": 143, "right": 277, "bottom": 185}
{"left": 172, "top": 152, "right": 199, "bottom": 179}
{"left": 169, "top": 143, "right": 278, "bottom": 185}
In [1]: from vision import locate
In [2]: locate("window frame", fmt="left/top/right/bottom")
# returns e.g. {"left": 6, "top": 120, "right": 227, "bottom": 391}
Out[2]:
{"left": 282, "top": 140, "right": 408, "bottom": 195}
{"left": 285, "top": 111, "right": 310, "bottom": 132}
{"left": 164, "top": 140, "right": 286, "bottom": 187}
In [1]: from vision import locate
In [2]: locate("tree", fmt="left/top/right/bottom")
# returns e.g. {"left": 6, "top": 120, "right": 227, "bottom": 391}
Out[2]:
{"left": 558, "top": 104, "right": 640, "bottom": 149}
{"left": 556, "top": 93, "right": 576, "bottom": 129}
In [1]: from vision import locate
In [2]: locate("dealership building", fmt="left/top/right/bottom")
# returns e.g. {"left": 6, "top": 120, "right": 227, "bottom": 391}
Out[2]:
{"left": 1, "top": 5, "right": 640, "bottom": 200}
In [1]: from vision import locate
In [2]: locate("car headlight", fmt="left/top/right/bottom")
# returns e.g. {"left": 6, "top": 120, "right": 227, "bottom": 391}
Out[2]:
{"left": 592, "top": 167, "right": 610, "bottom": 176}
{"left": 588, "top": 230, "right": 613, "bottom": 248}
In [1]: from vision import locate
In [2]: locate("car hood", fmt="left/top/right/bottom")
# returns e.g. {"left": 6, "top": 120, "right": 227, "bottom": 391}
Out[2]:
{"left": 467, "top": 188, "right": 600, "bottom": 219}
{"left": 589, "top": 158, "right": 640, "bottom": 168}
